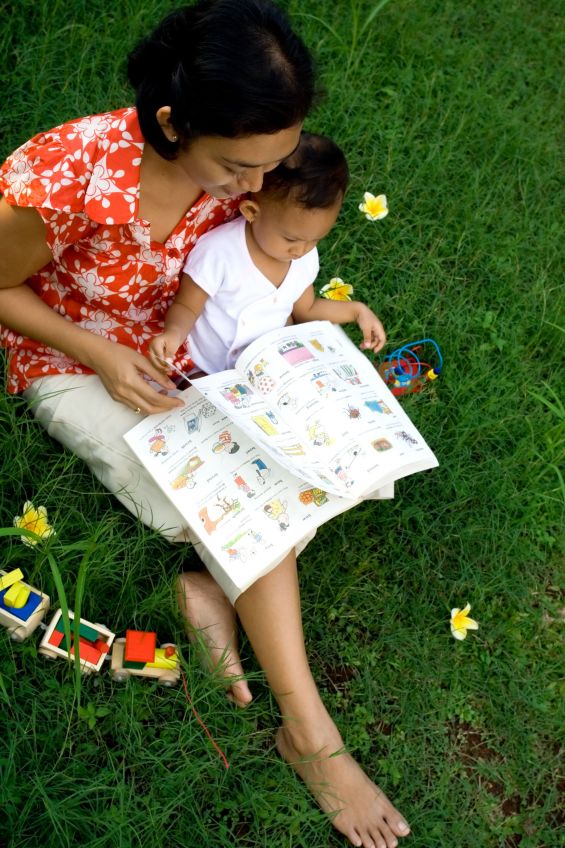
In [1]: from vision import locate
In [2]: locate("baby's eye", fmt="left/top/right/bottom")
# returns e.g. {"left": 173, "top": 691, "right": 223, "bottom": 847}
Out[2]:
{"left": 284, "top": 237, "right": 298, "bottom": 243}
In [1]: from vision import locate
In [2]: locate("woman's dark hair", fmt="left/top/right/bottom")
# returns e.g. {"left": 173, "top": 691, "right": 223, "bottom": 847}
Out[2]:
{"left": 128, "top": 0, "right": 315, "bottom": 159}
{"left": 260, "top": 132, "right": 349, "bottom": 208}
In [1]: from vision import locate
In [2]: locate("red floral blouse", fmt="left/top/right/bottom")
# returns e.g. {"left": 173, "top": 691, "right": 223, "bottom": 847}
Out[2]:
{"left": 0, "top": 107, "right": 240, "bottom": 393}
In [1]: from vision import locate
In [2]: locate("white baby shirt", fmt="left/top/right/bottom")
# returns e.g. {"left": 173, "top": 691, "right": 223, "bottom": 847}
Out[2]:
{"left": 184, "top": 215, "right": 319, "bottom": 374}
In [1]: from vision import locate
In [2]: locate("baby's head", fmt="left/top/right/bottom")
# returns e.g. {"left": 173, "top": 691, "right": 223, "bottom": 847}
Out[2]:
{"left": 239, "top": 132, "right": 349, "bottom": 263}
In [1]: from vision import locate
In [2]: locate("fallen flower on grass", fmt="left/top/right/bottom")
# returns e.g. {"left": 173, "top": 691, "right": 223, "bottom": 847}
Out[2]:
{"left": 13, "top": 501, "right": 55, "bottom": 546}
{"left": 359, "top": 192, "right": 388, "bottom": 221}
{"left": 319, "top": 277, "right": 354, "bottom": 302}
{"left": 450, "top": 603, "right": 479, "bottom": 640}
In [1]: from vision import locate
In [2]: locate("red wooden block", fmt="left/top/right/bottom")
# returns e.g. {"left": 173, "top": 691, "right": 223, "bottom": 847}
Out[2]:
{"left": 124, "top": 630, "right": 156, "bottom": 663}
{"left": 49, "top": 629, "right": 64, "bottom": 648}
{"left": 71, "top": 637, "right": 102, "bottom": 665}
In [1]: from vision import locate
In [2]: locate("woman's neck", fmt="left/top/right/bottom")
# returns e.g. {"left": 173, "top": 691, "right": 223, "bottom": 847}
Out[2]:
{"left": 139, "top": 144, "right": 203, "bottom": 244}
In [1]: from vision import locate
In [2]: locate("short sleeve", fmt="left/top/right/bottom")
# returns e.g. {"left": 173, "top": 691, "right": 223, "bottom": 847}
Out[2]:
{"left": 182, "top": 226, "right": 226, "bottom": 298}
{"left": 306, "top": 247, "right": 320, "bottom": 284}
{"left": 0, "top": 131, "right": 95, "bottom": 257}
{"left": 0, "top": 129, "right": 92, "bottom": 212}
{"left": 297, "top": 247, "right": 320, "bottom": 294}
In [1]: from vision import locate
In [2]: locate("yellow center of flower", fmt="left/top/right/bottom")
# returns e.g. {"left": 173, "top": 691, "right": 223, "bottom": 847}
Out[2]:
{"left": 366, "top": 197, "right": 386, "bottom": 216}
{"left": 21, "top": 512, "right": 49, "bottom": 534}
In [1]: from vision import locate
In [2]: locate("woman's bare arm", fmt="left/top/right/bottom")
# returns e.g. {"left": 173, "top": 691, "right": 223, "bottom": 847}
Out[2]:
{"left": 0, "top": 200, "right": 182, "bottom": 412}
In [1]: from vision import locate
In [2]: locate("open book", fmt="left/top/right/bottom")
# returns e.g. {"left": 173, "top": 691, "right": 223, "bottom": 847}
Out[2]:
{"left": 124, "top": 322, "right": 438, "bottom": 594}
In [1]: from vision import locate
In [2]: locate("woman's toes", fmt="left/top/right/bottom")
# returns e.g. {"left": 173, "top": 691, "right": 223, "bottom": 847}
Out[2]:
{"left": 227, "top": 678, "right": 253, "bottom": 707}
{"left": 390, "top": 818, "right": 410, "bottom": 837}
{"left": 371, "top": 825, "right": 392, "bottom": 848}
{"left": 370, "top": 825, "right": 396, "bottom": 848}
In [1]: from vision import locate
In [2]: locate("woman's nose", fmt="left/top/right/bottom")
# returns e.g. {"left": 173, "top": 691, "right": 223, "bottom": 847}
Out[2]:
{"left": 238, "top": 169, "right": 264, "bottom": 193}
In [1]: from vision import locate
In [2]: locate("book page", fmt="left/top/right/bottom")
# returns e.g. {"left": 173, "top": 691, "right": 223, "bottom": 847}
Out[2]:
{"left": 189, "top": 368, "right": 346, "bottom": 496}
{"left": 193, "top": 321, "right": 438, "bottom": 498}
{"left": 123, "top": 386, "right": 368, "bottom": 594}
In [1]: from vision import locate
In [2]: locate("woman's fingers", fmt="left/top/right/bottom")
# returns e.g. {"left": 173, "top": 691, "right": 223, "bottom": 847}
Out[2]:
{"left": 93, "top": 343, "right": 183, "bottom": 413}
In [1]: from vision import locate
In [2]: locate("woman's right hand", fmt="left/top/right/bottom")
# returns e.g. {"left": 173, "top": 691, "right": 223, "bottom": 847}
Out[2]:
{"left": 84, "top": 336, "right": 184, "bottom": 414}
{"left": 0, "top": 202, "right": 182, "bottom": 414}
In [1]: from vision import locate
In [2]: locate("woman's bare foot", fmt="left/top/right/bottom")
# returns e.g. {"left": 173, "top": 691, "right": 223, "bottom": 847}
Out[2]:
{"left": 176, "top": 571, "right": 252, "bottom": 707}
{"left": 276, "top": 722, "right": 410, "bottom": 848}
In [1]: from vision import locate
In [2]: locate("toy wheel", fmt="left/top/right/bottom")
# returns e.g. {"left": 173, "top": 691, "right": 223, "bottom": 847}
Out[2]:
{"left": 38, "top": 647, "right": 57, "bottom": 660}
{"left": 112, "top": 670, "right": 130, "bottom": 683}
{"left": 9, "top": 627, "right": 26, "bottom": 643}
{"left": 160, "top": 674, "right": 177, "bottom": 687}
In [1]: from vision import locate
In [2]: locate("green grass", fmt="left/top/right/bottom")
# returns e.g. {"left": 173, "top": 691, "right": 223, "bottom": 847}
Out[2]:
{"left": 1, "top": 1, "right": 563, "bottom": 846}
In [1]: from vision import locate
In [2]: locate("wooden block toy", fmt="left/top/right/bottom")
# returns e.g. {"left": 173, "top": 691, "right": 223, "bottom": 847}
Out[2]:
{"left": 0, "top": 568, "right": 24, "bottom": 590}
{"left": 39, "top": 609, "right": 115, "bottom": 674}
{"left": 124, "top": 629, "right": 157, "bottom": 663}
{"left": 4, "top": 581, "right": 31, "bottom": 608}
{"left": 111, "top": 635, "right": 180, "bottom": 687}
{"left": 0, "top": 569, "right": 50, "bottom": 642}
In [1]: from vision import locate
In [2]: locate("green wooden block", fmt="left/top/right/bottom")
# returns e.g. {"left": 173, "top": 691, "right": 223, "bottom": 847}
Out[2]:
{"left": 123, "top": 660, "right": 146, "bottom": 670}
{"left": 77, "top": 622, "right": 100, "bottom": 642}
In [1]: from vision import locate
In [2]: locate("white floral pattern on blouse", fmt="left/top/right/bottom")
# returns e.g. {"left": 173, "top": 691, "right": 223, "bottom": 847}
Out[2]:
{"left": 0, "top": 107, "right": 240, "bottom": 392}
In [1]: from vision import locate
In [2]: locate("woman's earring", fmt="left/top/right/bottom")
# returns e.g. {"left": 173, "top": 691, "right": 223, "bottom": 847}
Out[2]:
{"left": 171, "top": 134, "right": 178, "bottom": 142}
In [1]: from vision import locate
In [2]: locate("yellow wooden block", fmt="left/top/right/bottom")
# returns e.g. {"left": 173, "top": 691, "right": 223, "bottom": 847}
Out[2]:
{"left": 0, "top": 569, "right": 24, "bottom": 591}
{"left": 145, "top": 648, "right": 177, "bottom": 670}
{"left": 4, "top": 581, "right": 31, "bottom": 608}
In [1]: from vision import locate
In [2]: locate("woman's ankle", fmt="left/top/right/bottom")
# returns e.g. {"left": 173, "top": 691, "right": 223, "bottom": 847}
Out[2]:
{"left": 279, "top": 711, "right": 344, "bottom": 757}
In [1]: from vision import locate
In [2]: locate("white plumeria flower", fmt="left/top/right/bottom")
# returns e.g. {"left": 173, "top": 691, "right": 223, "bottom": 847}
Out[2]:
{"left": 450, "top": 603, "right": 479, "bottom": 640}
{"left": 359, "top": 192, "right": 389, "bottom": 221}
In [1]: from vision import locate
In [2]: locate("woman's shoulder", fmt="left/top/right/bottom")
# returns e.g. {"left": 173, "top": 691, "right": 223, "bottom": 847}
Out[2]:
{"left": 196, "top": 212, "right": 244, "bottom": 245}
{"left": 0, "top": 108, "right": 143, "bottom": 217}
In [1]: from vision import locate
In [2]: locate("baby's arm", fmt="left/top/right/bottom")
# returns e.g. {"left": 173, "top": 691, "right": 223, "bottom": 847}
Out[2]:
{"left": 292, "top": 285, "right": 387, "bottom": 352}
{"left": 148, "top": 273, "right": 209, "bottom": 371}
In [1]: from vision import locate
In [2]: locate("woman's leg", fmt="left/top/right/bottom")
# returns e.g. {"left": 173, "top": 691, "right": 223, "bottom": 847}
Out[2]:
{"left": 234, "top": 550, "right": 411, "bottom": 848}
{"left": 177, "top": 570, "right": 252, "bottom": 707}
{"left": 24, "top": 375, "right": 254, "bottom": 704}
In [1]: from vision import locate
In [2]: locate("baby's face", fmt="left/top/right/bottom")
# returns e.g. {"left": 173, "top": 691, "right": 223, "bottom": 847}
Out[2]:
{"left": 249, "top": 196, "right": 342, "bottom": 264}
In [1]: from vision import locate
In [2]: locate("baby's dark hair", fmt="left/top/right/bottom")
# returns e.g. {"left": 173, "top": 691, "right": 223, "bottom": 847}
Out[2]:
{"left": 260, "top": 132, "right": 349, "bottom": 208}
{"left": 128, "top": 0, "right": 315, "bottom": 159}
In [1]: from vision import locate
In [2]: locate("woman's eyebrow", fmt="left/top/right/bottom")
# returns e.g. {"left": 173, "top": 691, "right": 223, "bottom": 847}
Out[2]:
{"left": 223, "top": 141, "right": 300, "bottom": 170}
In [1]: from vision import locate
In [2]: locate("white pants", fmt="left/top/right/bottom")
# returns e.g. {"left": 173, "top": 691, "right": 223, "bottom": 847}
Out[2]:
{"left": 23, "top": 374, "right": 316, "bottom": 604}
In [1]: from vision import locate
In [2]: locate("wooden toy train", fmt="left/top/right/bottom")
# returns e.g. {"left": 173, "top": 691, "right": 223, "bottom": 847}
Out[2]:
{"left": 0, "top": 568, "right": 180, "bottom": 686}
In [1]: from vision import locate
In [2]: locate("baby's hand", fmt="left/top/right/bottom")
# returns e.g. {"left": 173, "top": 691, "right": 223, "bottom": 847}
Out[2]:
{"left": 148, "top": 331, "right": 186, "bottom": 373}
{"left": 356, "top": 304, "right": 387, "bottom": 353}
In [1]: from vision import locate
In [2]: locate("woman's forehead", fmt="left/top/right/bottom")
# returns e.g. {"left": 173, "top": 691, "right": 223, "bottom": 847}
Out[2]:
{"left": 202, "top": 125, "right": 302, "bottom": 166}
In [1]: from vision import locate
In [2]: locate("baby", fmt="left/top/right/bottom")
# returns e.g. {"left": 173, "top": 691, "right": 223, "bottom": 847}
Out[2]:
{"left": 149, "top": 132, "right": 386, "bottom": 376}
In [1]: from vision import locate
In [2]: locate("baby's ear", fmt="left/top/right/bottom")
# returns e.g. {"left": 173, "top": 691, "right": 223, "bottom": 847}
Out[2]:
{"left": 239, "top": 198, "right": 260, "bottom": 222}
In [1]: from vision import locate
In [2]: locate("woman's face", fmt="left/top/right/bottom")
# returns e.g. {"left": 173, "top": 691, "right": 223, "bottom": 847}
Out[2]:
{"left": 175, "top": 125, "right": 302, "bottom": 198}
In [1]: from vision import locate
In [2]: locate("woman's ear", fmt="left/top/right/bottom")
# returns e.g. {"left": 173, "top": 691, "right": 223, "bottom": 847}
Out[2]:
{"left": 239, "top": 198, "right": 261, "bottom": 223}
{"left": 156, "top": 106, "right": 178, "bottom": 142}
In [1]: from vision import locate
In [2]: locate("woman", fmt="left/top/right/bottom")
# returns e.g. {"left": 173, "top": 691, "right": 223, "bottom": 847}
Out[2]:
{"left": 0, "top": 2, "right": 410, "bottom": 846}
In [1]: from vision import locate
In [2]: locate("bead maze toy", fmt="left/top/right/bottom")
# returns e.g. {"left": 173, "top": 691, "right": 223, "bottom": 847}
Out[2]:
{"left": 0, "top": 568, "right": 50, "bottom": 642}
{"left": 378, "top": 338, "right": 443, "bottom": 397}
